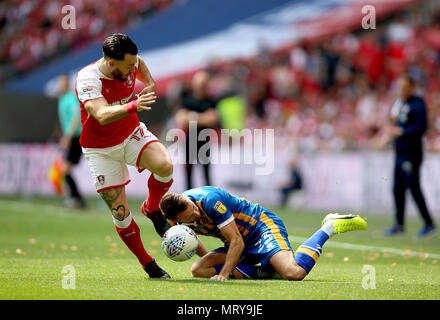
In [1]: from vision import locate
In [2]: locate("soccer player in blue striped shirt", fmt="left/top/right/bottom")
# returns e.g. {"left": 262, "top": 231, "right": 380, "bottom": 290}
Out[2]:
{"left": 160, "top": 186, "right": 367, "bottom": 280}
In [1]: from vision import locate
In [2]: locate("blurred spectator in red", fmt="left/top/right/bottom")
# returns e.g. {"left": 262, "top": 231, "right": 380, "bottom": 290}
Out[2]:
{"left": 168, "top": 4, "right": 440, "bottom": 154}
{"left": 0, "top": 0, "right": 175, "bottom": 84}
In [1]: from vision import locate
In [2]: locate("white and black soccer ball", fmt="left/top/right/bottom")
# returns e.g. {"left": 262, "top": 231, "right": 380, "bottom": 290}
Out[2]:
{"left": 161, "top": 225, "right": 199, "bottom": 262}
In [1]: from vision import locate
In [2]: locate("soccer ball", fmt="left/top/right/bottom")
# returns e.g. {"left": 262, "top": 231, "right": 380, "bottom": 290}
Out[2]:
{"left": 161, "top": 225, "right": 199, "bottom": 262}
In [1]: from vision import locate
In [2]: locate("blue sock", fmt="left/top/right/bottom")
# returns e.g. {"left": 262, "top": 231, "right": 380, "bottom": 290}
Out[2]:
{"left": 294, "top": 230, "right": 330, "bottom": 274}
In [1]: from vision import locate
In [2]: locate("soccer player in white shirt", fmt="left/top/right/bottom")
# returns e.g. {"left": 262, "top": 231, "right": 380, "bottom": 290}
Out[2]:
{"left": 75, "top": 33, "right": 173, "bottom": 278}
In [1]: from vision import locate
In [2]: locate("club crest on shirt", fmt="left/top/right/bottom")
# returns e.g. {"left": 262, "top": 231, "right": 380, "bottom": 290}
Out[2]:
{"left": 214, "top": 201, "right": 226, "bottom": 214}
{"left": 97, "top": 175, "right": 105, "bottom": 185}
{"left": 125, "top": 75, "right": 134, "bottom": 87}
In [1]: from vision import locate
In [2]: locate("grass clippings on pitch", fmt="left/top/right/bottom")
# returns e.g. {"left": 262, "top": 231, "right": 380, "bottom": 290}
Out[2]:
{"left": 0, "top": 196, "right": 439, "bottom": 300}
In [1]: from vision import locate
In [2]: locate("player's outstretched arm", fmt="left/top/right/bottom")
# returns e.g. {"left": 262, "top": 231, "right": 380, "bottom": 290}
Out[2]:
{"left": 85, "top": 94, "right": 156, "bottom": 125}
{"left": 211, "top": 221, "right": 244, "bottom": 280}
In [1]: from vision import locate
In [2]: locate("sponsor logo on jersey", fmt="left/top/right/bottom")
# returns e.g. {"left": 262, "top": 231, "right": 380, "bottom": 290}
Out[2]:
{"left": 108, "top": 93, "right": 133, "bottom": 106}
{"left": 82, "top": 86, "right": 93, "bottom": 93}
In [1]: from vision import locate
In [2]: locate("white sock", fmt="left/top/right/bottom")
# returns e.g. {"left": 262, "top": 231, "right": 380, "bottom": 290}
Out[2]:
{"left": 320, "top": 221, "right": 335, "bottom": 237}
{"left": 153, "top": 173, "right": 173, "bottom": 183}
{"left": 112, "top": 212, "right": 133, "bottom": 229}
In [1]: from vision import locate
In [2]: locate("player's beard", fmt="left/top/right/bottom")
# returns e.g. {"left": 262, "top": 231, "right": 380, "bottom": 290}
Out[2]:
{"left": 111, "top": 68, "right": 128, "bottom": 82}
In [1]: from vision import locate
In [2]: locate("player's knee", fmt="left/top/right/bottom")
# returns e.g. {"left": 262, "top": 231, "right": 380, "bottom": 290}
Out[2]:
{"left": 99, "top": 187, "right": 123, "bottom": 204}
{"left": 190, "top": 261, "right": 203, "bottom": 278}
{"left": 284, "top": 272, "right": 306, "bottom": 281}
{"left": 156, "top": 159, "right": 173, "bottom": 177}
{"left": 281, "top": 266, "right": 306, "bottom": 281}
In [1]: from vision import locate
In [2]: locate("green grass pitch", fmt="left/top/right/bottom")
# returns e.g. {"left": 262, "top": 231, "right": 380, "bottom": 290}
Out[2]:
{"left": 0, "top": 196, "right": 439, "bottom": 300}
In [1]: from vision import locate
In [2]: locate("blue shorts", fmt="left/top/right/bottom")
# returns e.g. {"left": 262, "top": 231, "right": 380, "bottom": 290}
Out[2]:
{"left": 213, "top": 210, "right": 292, "bottom": 268}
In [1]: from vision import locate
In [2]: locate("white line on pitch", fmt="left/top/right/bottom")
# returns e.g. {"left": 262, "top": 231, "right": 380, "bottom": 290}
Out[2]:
{"left": 288, "top": 235, "right": 440, "bottom": 259}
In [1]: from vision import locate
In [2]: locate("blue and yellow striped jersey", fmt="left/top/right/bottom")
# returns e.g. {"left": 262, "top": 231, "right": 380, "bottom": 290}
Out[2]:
{"left": 173, "top": 186, "right": 266, "bottom": 245}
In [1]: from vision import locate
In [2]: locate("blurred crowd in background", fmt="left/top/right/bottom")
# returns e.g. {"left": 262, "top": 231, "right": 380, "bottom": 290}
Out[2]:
{"left": 1, "top": 1, "right": 440, "bottom": 153}
{"left": 0, "top": 0, "right": 175, "bottom": 84}
{"left": 167, "top": 6, "right": 440, "bottom": 152}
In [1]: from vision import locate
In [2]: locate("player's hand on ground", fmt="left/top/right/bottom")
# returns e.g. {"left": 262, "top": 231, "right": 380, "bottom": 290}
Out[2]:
{"left": 136, "top": 92, "right": 157, "bottom": 111}
{"left": 210, "top": 274, "right": 228, "bottom": 281}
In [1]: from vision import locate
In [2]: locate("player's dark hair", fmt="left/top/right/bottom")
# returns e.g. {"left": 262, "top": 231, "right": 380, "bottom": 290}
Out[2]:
{"left": 102, "top": 33, "right": 137, "bottom": 60}
{"left": 160, "top": 193, "right": 189, "bottom": 220}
